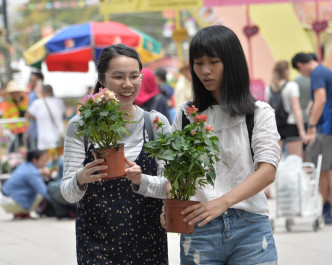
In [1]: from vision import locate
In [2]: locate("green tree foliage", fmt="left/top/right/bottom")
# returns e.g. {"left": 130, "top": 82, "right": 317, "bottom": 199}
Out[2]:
{"left": 12, "top": 1, "right": 164, "bottom": 55}
{"left": 12, "top": 0, "right": 101, "bottom": 52}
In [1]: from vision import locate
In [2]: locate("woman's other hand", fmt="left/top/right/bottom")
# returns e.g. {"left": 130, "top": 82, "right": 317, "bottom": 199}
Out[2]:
{"left": 76, "top": 159, "right": 108, "bottom": 189}
{"left": 182, "top": 198, "right": 228, "bottom": 227}
{"left": 124, "top": 157, "right": 142, "bottom": 185}
{"left": 160, "top": 205, "right": 166, "bottom": 229}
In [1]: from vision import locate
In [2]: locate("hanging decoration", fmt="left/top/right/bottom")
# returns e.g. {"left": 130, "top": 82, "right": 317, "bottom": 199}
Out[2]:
{"left": 14, "top": 0, "right": 94, "bottom": 11}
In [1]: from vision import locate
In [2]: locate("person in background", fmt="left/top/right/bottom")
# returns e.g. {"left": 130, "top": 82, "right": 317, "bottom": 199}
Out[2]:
{"left": 26, "top": 84, "right": 65, "bottom": 151}
{"left": 294, "top": 73, "right": 311, "bottom": 161}
{"left": 174, "top": 60, "right": 192, "bottom": 110}
{"left": 155, "top": 68, "right": 174, "bottom": 100}
{"left": 265, "top": 60, "right": 308, "bottom": 158}
{"left": 47, "top": 155, "right": 76, "bottom": 220}
{"left": 292, "top": 52, "right": 332, "bottom": 224}
{"left": 135, "top": 67, "right": 170, "bottom": 122}
{"left": 294, "top": 53, "right": 318, "bottom": 161}
{"left": 27, "top": 70, "right": 44, "bottom": 150}
{"left": 155, "top": 68, "right": 176, "bottom": 123}
{"left": 0, "top": 80, "right": 29, "bottom": 152}
{"left": 61, "top": 44, "right": 169, "bottom": 264}
{"left": 126, "top": 25, "right": 280, "bottom": 264}
{"left": 0, "top": 150, "right": 53, "bottom": 219}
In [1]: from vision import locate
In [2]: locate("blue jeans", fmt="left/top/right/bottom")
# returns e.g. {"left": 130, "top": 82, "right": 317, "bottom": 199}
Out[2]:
{"left": 180, "top": 209, "right": 278, "bottom": 265}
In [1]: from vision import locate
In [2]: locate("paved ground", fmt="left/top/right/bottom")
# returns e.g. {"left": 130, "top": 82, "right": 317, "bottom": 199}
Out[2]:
{"left": 1, "top": 200, "right": 332, "bottom": 265}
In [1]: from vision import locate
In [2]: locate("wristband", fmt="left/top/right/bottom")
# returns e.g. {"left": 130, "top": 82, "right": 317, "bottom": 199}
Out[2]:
{"left": 308, "top": 123, "right": 316, "bottom": 128}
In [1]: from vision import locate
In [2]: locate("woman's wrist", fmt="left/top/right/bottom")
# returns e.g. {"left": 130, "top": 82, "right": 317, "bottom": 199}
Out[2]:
{"left": 76, "top": 172, "right": 86, "bottom": 191}
{"left": 307, "top": 123, "right": 316, "bottom": 129}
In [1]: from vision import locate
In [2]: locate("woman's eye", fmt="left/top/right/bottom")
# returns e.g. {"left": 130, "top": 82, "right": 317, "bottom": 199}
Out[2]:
{"left": 194, "top": 62, "right": 203, "bottom": 65}
{"left": 211, "top": 61, "right": 220, "bottom": 64}
{"left": 113, "top": 76, "right": 123, "bottom": 80}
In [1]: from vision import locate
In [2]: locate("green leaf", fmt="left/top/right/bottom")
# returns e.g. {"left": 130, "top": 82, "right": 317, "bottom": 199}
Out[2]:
{"left": 158, "top": 150, "right": 177, "bottom": 160}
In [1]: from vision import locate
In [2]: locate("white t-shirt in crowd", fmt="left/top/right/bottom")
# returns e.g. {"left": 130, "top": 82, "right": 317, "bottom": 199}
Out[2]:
{"left": 28, "top": 97, "right": 65, "bottom": 150}
{"left": 265, "top": 81, "right": 300, "bottom": 124}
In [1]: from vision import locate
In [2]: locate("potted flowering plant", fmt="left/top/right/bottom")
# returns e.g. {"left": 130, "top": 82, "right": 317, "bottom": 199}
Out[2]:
{"left": 144, "top": 105, "right": 221, "bottom": 233}
{"left": 76, "top": 88, "right": 135, "bottom": 179}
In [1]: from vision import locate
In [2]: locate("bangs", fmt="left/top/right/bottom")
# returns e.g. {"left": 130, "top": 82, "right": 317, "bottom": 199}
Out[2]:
{"left": 190, "top": 35, "right": 218, "bottom": 59}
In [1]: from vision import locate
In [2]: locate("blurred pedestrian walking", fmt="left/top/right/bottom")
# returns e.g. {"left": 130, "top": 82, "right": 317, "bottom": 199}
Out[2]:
{"left": 155, "top": 68, "right": 176, "bottom": 123}
{"left": 27, "top": 70, "right": 44, "bottom": 150}
{"left": 0, "top": 80, "right": 29, "bottom": 152}
{"left": 26, "top": 84, "right": 65, "bottom": 152}
{"left": 292, "top": 52, "right": 332, "bottom": 224}
{"left": 135, "top": 67, "right": 170, "bottom": 122}
{"left": 265, "top": 60, "right": 308, "bottom": 158}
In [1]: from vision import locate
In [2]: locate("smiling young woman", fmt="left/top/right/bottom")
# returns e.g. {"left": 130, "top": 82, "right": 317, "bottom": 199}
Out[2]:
{"left": 61, "top": 44, "right": 170, "bottom": 264}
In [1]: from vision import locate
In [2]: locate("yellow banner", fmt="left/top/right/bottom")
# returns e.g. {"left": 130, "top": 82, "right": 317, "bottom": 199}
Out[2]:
{"left": 100, "top": 0, "right": 203, "bottom": 15}
{"left": 23, "top": 34, "right": 54, "bottom": 65}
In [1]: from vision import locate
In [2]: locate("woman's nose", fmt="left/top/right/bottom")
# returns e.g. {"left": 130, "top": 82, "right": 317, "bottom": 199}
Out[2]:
{"left": 122, "top": 77, "right": 134, "bottom": 87}
{"left": 202, "top": 64, "right": 211, "bottom": 75}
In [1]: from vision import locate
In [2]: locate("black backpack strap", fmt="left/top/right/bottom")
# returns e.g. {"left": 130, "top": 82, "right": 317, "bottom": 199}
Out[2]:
{"left": 144, "top": 111, "right": 154, "bottom": 141}
{"left": 83, "top": 134, "right": 88, "bottom": 155}
{"left": 245, "top": 112, "right": 255, "bottom": 161}
{"left": 181, "top": 110, "right": 190, "bottom": 129}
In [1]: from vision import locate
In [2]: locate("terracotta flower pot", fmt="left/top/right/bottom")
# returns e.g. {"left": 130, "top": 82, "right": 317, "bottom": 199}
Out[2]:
{"left": 164, "top": 199, "right": 200, "bottom": 234}
{"left": 92, "top": 144, "right": 125, "bottom": 180}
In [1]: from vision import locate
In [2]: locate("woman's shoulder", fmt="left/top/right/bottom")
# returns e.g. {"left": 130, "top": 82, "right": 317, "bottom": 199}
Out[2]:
{"left": 254, "top": 100, "right": 274, "bottom": 115}
{"left": 137, "top": 106, "right": 170, "bottom": 130}
{"left": 285, "top": 80, "right": 299, "bottom": 90}
{"left": 67, "top": 114, "right": 81, "bottom": 127}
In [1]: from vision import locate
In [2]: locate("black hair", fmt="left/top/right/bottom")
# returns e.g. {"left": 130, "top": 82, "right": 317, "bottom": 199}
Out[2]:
{"left": 155, "top": 68, "right": 167, "bottom": 82}
{"left": 291, "top": 52, "right": 312, "bottom": 69}
{"left": 189, "top": 25, "right": 255, "bottom": 115}
{"left": 27, "top": 150, "right": 46, "bottom": 162}
{"left": 31, "top": 71, "right": 44, "bottom": 81}
{"left": 94, "top": 44, "right": 143, "bottom": 93}
{"left": 307, "top": 53, "right": 318, "bottom": 62}
{"left": 42, "top": 84, "right": 54, "bottom": 96}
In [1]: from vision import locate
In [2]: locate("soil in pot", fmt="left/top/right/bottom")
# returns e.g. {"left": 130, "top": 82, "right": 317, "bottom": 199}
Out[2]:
{"left": 164, "top": 199, "right": 200, "bottom": 234}
{"left": 92, "top": 144, "right": 125, "bottom": 180}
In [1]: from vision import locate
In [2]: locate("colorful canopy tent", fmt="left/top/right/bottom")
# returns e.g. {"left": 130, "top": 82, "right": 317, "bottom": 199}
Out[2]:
{"left": 23, "top": 21, "right": 163, "bottom": 72}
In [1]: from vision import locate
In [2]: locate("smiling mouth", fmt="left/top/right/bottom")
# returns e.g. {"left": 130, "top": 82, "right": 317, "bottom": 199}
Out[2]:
{"left": 120, "top": 92, "right": 133, "bottom": 97}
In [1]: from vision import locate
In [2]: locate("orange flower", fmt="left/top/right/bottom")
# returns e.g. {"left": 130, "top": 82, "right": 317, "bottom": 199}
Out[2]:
{"left": 205, "top": 125, "right": 213, "bottom": 131}
{"left": 153, "top": 116, "right": 163, "bottom": 129}
{"left": 153, "top": 116, "right": 160, "bottom": 124}
{"left": 193, "top": 115, "right": 208, "bottom": 123}
{"left": 186, "top": 105, "right": 199, "bottom": 116}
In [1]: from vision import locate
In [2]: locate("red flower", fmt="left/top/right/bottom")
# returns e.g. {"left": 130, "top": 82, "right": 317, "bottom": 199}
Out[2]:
{"left": 153, "top": 116, "right": 163, "bottom": 129}
{"left": 193, "top": 115, "right": 208, "bottom": 123}
{"left": 191, "top": 131, "right": 197, "bottom": 135}
{"left": 186, "top": 105, "right": 199, "bottom": 116}
{"left": 205, "top": 125, "right": 213, "bottom": 131}
{"left": 153, "top": 116, "right": 160, "bottom": 124}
